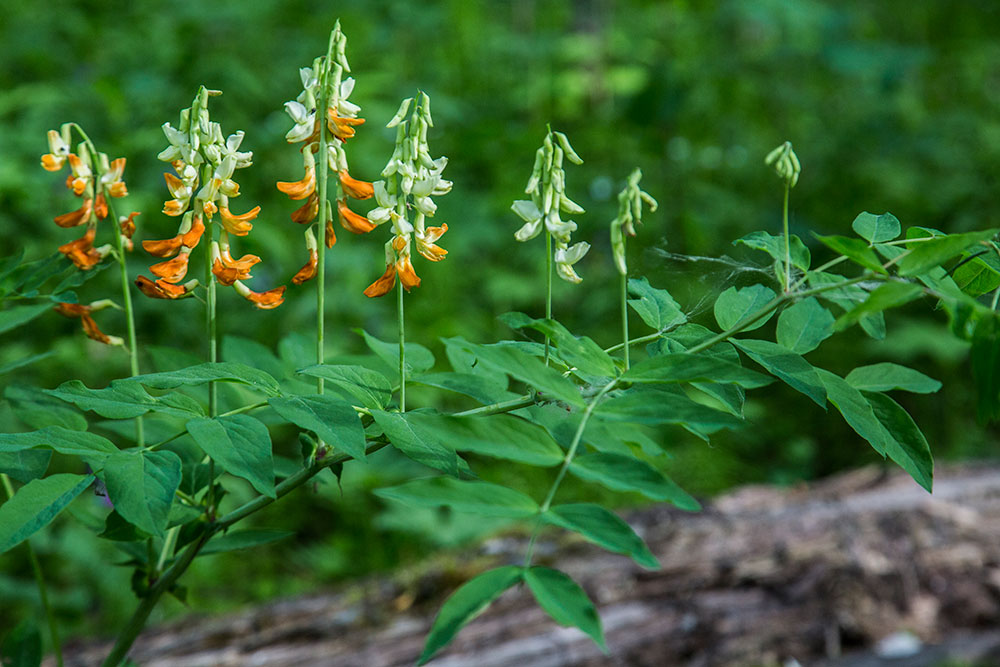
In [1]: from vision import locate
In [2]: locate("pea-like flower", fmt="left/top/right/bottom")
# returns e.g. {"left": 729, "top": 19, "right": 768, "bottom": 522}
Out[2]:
{"left": 609, "top": 168, "right": 658, "bottom": 275}
{"left": 54, "top": 300, "right": 123, "bottom": 346}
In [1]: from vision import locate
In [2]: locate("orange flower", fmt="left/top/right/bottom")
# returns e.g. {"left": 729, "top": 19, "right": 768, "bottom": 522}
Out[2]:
{"left": 53, "top": 302, "right": 89, "bottom": 317}
{"left": 291, "top": 249, "right": 318, "bottom": 285}
{"left": 290, "top": 193, "right": 319, "bottom": 224}
{"left": 149, "top": 252, "right": 190, "bottom": 284}
{"left": 162, "top": 171, "right": 193, "bottom": 216}
{"left": 276, "top": 158, "right": 316, "bottom": 200}
{"left": 211, "top": 259, "right": 241, "bottom": 286}
{"left": 415, "top": 224, "right": 448, "bottom": 262}
{"left": 181, "top": 217, "right": 206, "bottom": 247}
{"left": 325, "top": 219, "right": 337, "bottom": 248}
{"left": 363, "top": 264, "right": 396, "bottom": 298}
{"left": 219, "top": 204, "right": 259, "bottom": 236}
{"left": 94, "top": 193, "right": 108, "bottom": 220}
{"left": 212, "top": 243, "right": 260, "bottom": 285}
{"left": 101, "top": 158, "right": 129, "bottom": 198}
{"left": 66, "top": 154, "right": 92, "bottom": 195}
{"left": 234, "top": 282, "right": 286, "bottom": 310}
{"left": 54, "top": 302, "right": 121, "bottom": 345}
{"left": 58, "top": 228, "right": 102, "bottom": 270}
{"left": 338, "top": 199, "right": 376, "bottom": 234}
{"left": 339, "top": 171, "right": 373, "bottom": 200}
{"left": 54, "top": 198, "right": 93, "bottom": 228}
{"left": 395, "top": 255, "right": 421, "bottom": 291}
{"left": 135, "top": 276, "right": 193, "bottom": 300}
{"left": 327, "top": 107, "right": 365, "bottom": 141}
{"left": 41, "top": 130, "right": 70, "bottom": 172}
{"left": 120, "top": 212, "right": 139, "bottom": 240}
{"left": 141, "top": 236, "right": 183, "bottom": 258}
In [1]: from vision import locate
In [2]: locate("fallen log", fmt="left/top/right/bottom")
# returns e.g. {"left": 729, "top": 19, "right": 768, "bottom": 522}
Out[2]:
{"left": 57, "top": 464, "right": 1000, "bottom": 666}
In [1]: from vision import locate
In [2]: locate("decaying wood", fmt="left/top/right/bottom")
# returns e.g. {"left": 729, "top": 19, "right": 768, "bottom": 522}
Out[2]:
{"left": 57, "top": 464, "right": 1000, "bottom": 666}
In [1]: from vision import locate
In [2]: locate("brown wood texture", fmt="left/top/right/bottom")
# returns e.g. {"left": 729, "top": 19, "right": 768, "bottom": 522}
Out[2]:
{"left": 58, "top": 464, "right": 1000, "bottom": 666}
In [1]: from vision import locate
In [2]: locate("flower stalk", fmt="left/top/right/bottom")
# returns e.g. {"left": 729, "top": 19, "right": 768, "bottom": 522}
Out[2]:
{"left": 764, "top": 141, "right": 801, "bottom": 293}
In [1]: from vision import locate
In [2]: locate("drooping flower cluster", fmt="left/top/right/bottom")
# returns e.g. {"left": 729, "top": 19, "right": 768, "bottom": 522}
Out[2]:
{"left": 363, "top": 93, "right": 451, "bottom": 297}
{"left": 136, "top": 87, "right": 284, "bottom": 309}
{"left": 41, "top": 126, "right": 137, "bottom": 271}
{"left": 511, "top": 129, "right": 590, "bottom": 283}
{"left": 610, "top": 168, "right": 658, "bottom": 275}
{"left": 53, "top": 300, "right": 123, "bottom": 346}
{"left": 277, "top": 21, "right": 375, "bottom": 285}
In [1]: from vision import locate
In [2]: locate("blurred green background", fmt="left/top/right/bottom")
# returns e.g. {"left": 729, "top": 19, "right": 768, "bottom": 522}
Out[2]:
{"left": 2, "top": 0, "right": 999, "bottom": 647}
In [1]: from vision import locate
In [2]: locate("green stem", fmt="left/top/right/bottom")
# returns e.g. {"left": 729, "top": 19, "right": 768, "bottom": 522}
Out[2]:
{"left": 604, "top": 331, "right": 665, "bottom": 355}
{"left": 524, "top": 378, "right": 618, "bottom": 566}
{"left": 782, "top": 182, "right": 791, "bottom": 293}
{"left": 316, "top": 72, "right": 333, "bottom": 398}
{"left": 398, "top": 276, "right": 406, "bottom": 412}
{"left": 2, "top": 474, "right": 63, "bottom": 667}
{"left": 544, "top": 230, "right": 553, "bottom": 366}
{"left": 620, "top": 272, "right": 630, "bottom": 370}
{"left": 454, "top": 394, "right": 537, "bottom": 417}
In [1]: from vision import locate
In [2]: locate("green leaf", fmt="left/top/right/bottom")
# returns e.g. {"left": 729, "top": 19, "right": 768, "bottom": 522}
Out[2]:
{"left": 499, "top": 313, "right": 617, "bottom": 377}
{"left": 0, "top": 426, "right": 117, "bottom": 467}
{"left": 436, "top": 414, "right": 563, "bottom": 467}
{"left": 297, "top": 364, "right": 393, "bottom": 409}
{"left": 807, "top": 271, "right": 886, "bottom": 340}
{"left": 952, "top": 257, "right": 1000, "bottom": 297}
{"left": 525, "top": 567, "right": 606, "bottom": 651}
{"left": 5, "top": 384, "right": 88, "bottom": 431}
{"left": 818, "top": 369, "right": 890, "bottom": 456}
{"left": 0, "top": 352, "right": 54, "bottom": 377}
{"left": 731, "top": 339, "right": 827, "bottom": 407}
{"left": 971, "top": 316, "right": 1000, "bottom": 423}
{"left": 0, "top": 473, "right": 94, "bottom": 554}
{"left": 370, "top": 410, "right": 460, "bottom": 475}
{"left": 0, "top": 451, "right": 52, "bottom": 484}
{"left": 222, "top": 335, "right": 288, "bottom": 381}
{"left": 1, "top": 620, "right": 42, "bottom": 667}
{"left": 102, "top": 450, "right": 182, "bottom": 537}
{"left": 419, "top": 566, "right": 524, "bottom": 665}
{"left": 200, "top": 529, "right": 295, "bottom": 555}
{"left": 128, "top": 362, "right": 282, "bottom": 397}
{"left": 0, "top": 303, "right": 52, "bottom": 336}
{"left": 597, "top": 386, "right": 743, "bottom": 433}
{"left": 733, "top": 231, "right": 811, "bottom": 270}
{"left": 814, "top": 234, "right": 887, "bottom": 274}
{"left": 898, "top": 229, "right": 997, "bottom": 277}
{"left": 269, "top": 395, "right": 367, "bottom": 460}
{"left": 186, "top": 416, "right": 276, "bottom": 497}
{"left": 45, "top": 380, "right": 204, "bottom": 419}
{"left": 776, "top": 298, "right": 835, "bottom": 354}
{"left": 412, "top": 372, "right": 518, "bottom": 405}
{"left": 864, "top": 391, "right": 934, "bottom": 492}
{"left": 443, "top": 338, "right": 584, "bottom": 407}
{"left": 375, "top": 477, "right": 539, "bottom": 518}
{"left": 570, "top": 453, "right": 700, "bottom": 510}
{"left": 626, "top": 277, "right": 687, "bottom": 330}
{"left": 623, "top": 353, "right": 772, "bottom": 388}
{"left": 359, "top": 329, "right": 435, "bottom": 376}
{"left": 545, "top": 503, "right": 658, "bottom": 569}
{"left": 833, "top": 282, "right": 923, "bottom": 332}
{"left": 845, "top": 363, "right": 942, "bottom": 394}
{"left": 713, "top": 284, "right": 777, "bottom": 331}
{"left": 852, "top": 211, "right": 901, "bottom": 244}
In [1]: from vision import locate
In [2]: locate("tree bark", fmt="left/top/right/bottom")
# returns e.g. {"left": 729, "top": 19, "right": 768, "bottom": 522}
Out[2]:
{"left": 57, "top": 464, "right": 1000, "bottom": 666}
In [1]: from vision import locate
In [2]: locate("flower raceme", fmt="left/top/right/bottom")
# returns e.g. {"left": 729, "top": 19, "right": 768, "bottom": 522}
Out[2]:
{"left": 278, "top": 22, "right": 374, "bottom": 286}
{"left": 362, "top": 93, "right": 452, "bottom": 297}
{"left": 41, "top": 126, "right": 138, "bottom": 272}
{"left": 609, "top": 168, "right": 658, "bottom": 275}
{"left": 136, "top": 87, "right": 284, "bottom": 309}
{"left": 512, "top": 129, "right": 590, "bottom": 283}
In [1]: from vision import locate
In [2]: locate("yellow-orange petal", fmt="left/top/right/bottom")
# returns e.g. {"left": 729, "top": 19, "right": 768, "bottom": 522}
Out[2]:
{"left": 290, "top": 193, "right": 319, "bottom": 224}
{"left": 58, "top": 228, "right": 101, "bottom": 270}
{"left": 325, "top": 219, "right": 337, "bottom": 248}
{"left": 80, "top": 313, "right": 113, "bottom": 344}
{"left": 212, "top": 258, "right": 242, "bottom": 286}
{"left": 202, "top": 200, "right": 218, "bottom": 218}
{"left": 41, "top": 154, "right": 65, "bottom": 172}
{"left": 396, "top": 256, "right": 421, "bottom": 291}
{"left": 220, "top": 253, "right": 261, "bottom": 273}
{"left": 337, "top": 199, "right": 376, "bottom": 234}
{"left": 291, "top": 250, "right": 318, "bottom": 285}
{"left": 244, "top": 286, "right": 286, "bottom": 310}
{"left": 141, "top": 236, "right": 183, "bottom": 258}
{"left": 149, "top": 253, "right": 190, "bottom": 284}
{"left": 135, "top": 275, "right": 182, "bottom": 299}
{"left": 94, "top": 193, "right": 108, "bottom": 220}
{"left": 54, "top": 302, "right": 90, "bottom": 318}
{"left": 363, "top": 265, "right": 397, "bottom": 298}
{"left": 339, "top": 171, "right": 374, "bottom": 200}
{"left": 163, "top": 199, "right": 188, "bottom": 217}
{"left": 120, "top": 212, "right": 139, "bottom": 240}
{"left": 54, "top": 199, "right": 93, "bottom": 228}
{"left": 276, "top": 167, "right": 316, "bottom": 200}
{"left": 327, "top": 108, "right": 366, "bottom": 141}
{"left": 181, "top": 218, "right": 206, "bottom": 248}
{"left": 219, "top": 205, "right": 258, "bottom": 237}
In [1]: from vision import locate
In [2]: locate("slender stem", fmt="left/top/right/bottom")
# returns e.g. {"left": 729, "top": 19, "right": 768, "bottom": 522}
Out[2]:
{"left": 398, "top": 277, "right": 406, "bottom": 412}
{"left": 992, "top": 286, "right": 1000, "bottom": 311}
{"left": 620, "top": 272, "right": 630, "bottom": 370}
{"left": 782, "top": 182, "right": 791, "bottom": 293}
{"left": 315, "top": 69, "right": 333, "bottom": 398}
{"left": 524, "top": 378, "right": 618, "bottom": 566}
{"left": 544, "top": 230, "right": 553, "bottom": 365}
{"left": 2, "top": 474, "right": 63, "bottom": 667}
{"left": 604, "top": 331, "right": 665, "bottom": 355}
{"left": 154, "top": 529, "right": 178, "bottom": 575}
{"left": 454, "top": 394, "right": 537, "bottom": 417}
